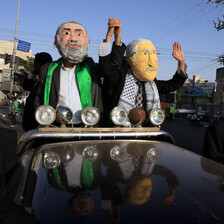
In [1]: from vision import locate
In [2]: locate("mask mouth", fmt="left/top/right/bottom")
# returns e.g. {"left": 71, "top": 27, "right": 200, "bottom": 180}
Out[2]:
{"left": 145, "top": 67, "right": 157, "bottom": 71}
{"left": 66, "top": 42, "right": 82, "bottom": 49}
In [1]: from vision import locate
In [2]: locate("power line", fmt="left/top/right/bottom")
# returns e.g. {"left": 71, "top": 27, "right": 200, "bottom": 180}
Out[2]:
{"left": 0, "top": 35, "right": 220, "bottom": 62}
{"left": 149, "top": 0, "right": 206, "bottom": 38}
{"left": 153, "top": 7, "right": 217, "bottom": 43}
{"left": 187, "top": 60, "right": 218, "bottom": 74}
{"left": 157, "top": 47, "right": 219, "bottom": 57}
{"left": 0, "top": 28, "right": 54, "bottom": 38}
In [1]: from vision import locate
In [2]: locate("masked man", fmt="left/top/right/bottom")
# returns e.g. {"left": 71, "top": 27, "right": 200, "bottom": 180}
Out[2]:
{"left": 99, "top": 38, "right": 162, "bottom": 126}
{"left": 33, "top": 21, "right": 104, "bottom": 127}
{"left": 98, "top": 19, "right": 187, "bottom": 127}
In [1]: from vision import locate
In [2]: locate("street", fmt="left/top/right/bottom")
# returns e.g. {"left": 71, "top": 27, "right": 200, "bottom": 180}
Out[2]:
{"left": 0, "top": 104, "right": 207, "bottom": 156}
{"left": 161, "top": 117, "right": 207, "bottom": 156}
{"left": 0, "top": 105, "right": 25, "bottom": 141}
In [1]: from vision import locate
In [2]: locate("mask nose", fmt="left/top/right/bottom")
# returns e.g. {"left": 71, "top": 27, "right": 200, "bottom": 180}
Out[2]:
{"left": 69, "top": 32, "right": 78, "bottom": 42}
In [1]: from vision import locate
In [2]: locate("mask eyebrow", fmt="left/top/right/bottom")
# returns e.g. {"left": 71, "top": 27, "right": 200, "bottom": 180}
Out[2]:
{"left": 141, "top": 48, "right": 149, "bottom": 52}
{"left": 75, "top": 28, "right": 84, "bottom": 32}
{"left": 62, "top": 28, "right": 71, "bottom": 33}
{"left": 61, "top": 28, "right": 85, "bottom": 34}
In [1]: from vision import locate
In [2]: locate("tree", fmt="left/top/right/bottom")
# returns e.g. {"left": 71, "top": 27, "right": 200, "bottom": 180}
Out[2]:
{"left": 208, "top": 0, "right": 224, "bottom": 30}
{"left": 17, "top": 56, "right": 34, "bottom": 72}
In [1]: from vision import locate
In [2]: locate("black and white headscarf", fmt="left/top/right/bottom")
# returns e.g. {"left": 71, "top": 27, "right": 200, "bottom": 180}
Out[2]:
{"left": 117, "top": 69, "right": 160, "bottom": 126}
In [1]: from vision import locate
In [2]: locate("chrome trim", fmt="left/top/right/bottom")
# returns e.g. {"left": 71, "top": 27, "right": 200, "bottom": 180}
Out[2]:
{"left": 15, "top": 150, "right": 34, "bottom": 205}
{"left": 17, "top": 128, "right": 175, "bottom": 154}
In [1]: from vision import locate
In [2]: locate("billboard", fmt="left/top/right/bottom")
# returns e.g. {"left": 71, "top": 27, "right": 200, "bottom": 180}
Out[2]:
{"left": 178, "top": 82, "right": 215, "bottom": 97}
{"left": 1, "top": 69, "right": 11, "bottom": 82}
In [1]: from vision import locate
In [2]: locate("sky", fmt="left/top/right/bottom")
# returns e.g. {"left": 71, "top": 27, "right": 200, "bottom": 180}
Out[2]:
{"left": 0, "top": 0, "right": 223, "bottom": 82}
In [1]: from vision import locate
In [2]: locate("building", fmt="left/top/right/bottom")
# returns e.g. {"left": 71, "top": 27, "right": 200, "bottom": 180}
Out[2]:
{"left": 0, "top": 40, "right": 33, "bottom": 101}
{"left": 185, "top": 75, "right": 208, "bottom": 84}
{"left": 177, "top": 75, "right": 216, "bottom": 112}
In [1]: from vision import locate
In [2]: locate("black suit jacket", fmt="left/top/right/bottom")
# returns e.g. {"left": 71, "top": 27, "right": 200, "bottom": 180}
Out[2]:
{"left": 35, "top": 57, "right": 103, "bottom": 112}
{"left": 0, "top": 127, "right": 18, "bottom": 175}
{"left": 0, "top": 128, "right": 40, "bottom": 223}
{"left": 21, "top": 57, "right": 103, "bottom": 130}
{"left": 23, "top": 76, "right": 36, "bottom": 91}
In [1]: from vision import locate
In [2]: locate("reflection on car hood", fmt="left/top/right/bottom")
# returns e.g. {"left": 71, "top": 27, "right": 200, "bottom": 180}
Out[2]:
{"left": 20, "top": 140, "right": 224, "bottom": 224}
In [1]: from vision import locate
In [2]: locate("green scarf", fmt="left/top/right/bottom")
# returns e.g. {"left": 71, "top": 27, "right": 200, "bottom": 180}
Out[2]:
{"left": 46, "top": 59, "right": 94, "bottom": 189}
{"left": 52, "top": 168, "right": 67, "bottom": 191}
{"left": 44, "top": 58, "right": 92, "bottom": 109}
{"left": 81, "top": 159, "right": 94, "bottom": 188}
{"left": 52, "top": 159, "right": 94, "bottom": 190}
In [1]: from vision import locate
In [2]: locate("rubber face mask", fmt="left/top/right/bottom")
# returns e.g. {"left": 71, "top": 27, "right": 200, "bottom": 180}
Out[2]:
{"left": 126, "top": 176, "right": 152, "bottom": 205}
{"left": 128, "top": 42, "right": 158, "bottom": 81}
{"left": 56, "top": 23, "right": 89, "bottom": 64}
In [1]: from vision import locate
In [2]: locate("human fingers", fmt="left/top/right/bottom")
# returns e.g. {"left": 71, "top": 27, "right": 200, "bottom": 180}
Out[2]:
{"left": 109, "top": 18, "right": 122, "bottom": 28}
{"left": 178, "top": 43, "right": 182, "bottom": 51}
{"left": 173, "top": 42, "right": 183, "bottom": 51}
{"left": 173, "top": 42, "right": 178, "bottom": 50}
{"left": 108, "top": 17, "right": 112, "bottom": 23}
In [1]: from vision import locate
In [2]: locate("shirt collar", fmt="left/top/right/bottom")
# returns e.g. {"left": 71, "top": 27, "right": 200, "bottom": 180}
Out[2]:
{"left": 61, "top": 61, "right": 76, "bottom": 71}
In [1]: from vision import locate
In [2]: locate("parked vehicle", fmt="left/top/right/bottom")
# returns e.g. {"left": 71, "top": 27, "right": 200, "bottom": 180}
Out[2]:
{"left": 188, "top": 111, "right": 223, "bottom": 124}
{"left": 5, "top": 106, "right": 224, "bottom": 223}
{"left": 176, "top": 108, "right": 196, "bottom": 118}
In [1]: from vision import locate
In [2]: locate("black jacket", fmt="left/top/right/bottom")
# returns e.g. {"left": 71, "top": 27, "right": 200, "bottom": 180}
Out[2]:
{"left": 203, "top": 122, "right": 224, "bottom": 165}
{"left": 23, "top": 57, "right": 103, "bottom": 131}
{"left": 35, "top": 57, "right": 103, "bottom": 112}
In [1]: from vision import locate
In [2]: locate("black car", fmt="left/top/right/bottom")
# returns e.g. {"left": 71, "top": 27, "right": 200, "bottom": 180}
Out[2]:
{"left": 4, "top": 106, "right": 224, "bottom": 223}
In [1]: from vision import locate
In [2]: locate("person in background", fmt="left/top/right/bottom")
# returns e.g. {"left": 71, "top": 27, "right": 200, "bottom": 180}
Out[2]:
{"left": 169, "top": 104, "right": 175, "bottom": 119}
{"left": 203, "top": 121, "right": 224, "bottom": 165}
{"left": 10, "top": 97, "right": 18, "bottom": 127}
{"left": 22, "top": 53, "right": 53, "bottom": 132}
{"left": 23, "top": 52, "right": 53, "bottom": 91}
{"left": 0, "top": 127, "right": 41, "bottom": 223}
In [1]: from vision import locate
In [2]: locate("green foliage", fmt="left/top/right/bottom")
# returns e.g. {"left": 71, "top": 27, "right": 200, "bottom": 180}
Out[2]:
{"left": 17, "top": 56, "right": 34, "bottom": 72}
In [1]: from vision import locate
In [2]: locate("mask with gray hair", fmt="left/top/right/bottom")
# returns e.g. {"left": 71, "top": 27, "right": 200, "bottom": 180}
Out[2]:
{"left": 55, "top": 21, "right": 89, "bottom": 64}
{"left": 126, "top": 38, "right": 152, "bottom": 59}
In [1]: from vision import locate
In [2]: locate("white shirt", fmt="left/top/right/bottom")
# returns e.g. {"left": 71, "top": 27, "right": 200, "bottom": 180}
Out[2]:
{"left": 98, "top": 42, "right": 111, "bottom": 57}
{"left": 57, "top": 63, "right": 82, "bottom": 124}
{"left": 57, "top": 43, "right": 111, "bottom": 124}
{"left": 64, "top": 153, "right": 83, "bottom": 188}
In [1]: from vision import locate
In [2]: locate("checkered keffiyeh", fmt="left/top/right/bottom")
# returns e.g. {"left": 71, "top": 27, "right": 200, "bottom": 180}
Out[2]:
{"left": 117, "top": 69, "right": 160, "bottom": 126}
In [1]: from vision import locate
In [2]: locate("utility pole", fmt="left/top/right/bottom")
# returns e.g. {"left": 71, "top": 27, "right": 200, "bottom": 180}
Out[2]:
{"left": 10, "top": 0, "right": 20, "bottom": 98}
{"left": 218, "top": 54, "right": 224, "bottom": 65}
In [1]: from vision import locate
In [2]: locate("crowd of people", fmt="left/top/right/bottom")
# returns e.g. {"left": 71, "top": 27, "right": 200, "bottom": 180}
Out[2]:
{"left": 0, "top": 17, "right": 224, "bottom": 223}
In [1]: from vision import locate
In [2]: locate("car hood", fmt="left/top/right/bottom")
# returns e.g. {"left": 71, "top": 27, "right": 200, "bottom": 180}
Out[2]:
{"left": 15, "top": 140, "right": 224, "bottom": 224}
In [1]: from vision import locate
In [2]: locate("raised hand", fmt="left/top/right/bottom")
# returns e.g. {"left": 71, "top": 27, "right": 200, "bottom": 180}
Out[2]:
{"left": 106, "top": 18, "right": 122, "bottom": 45}
{"left": 172, "top": 42, "right": 185, "bottom": 63}
{"left": 172, "top": 42, "right": 185, "bottom": 72}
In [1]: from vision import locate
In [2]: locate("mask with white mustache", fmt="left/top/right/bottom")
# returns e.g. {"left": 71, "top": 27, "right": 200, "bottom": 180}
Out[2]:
{"left": 57, "top": 42, "right": 88, "bottom": 64}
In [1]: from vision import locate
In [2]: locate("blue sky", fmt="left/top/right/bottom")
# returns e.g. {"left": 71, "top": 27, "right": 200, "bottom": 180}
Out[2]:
{"left": 0, "top": 0, "right": 223, "bottom": 82}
